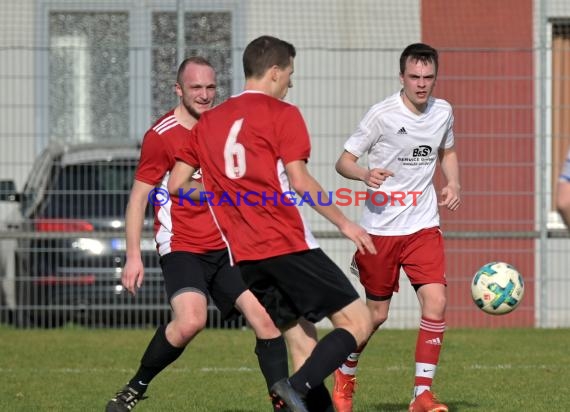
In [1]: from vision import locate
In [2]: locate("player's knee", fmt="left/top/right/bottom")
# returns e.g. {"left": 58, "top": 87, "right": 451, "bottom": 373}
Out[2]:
{"left": 354, "top": 322, "right": 373, "bottom": 347}
{"left": 331, "top": 300, "right": 373, "bottom": 344}
{"left": 425, "top": 294, "right": 447, "bottom": 315}
{"left": 351, "top": 305, "right": 374, "bottom": 345}
{"left": 250, "top": 316, "right": 280, "bottom": 339}
{"left": 170, "top": 317, "right": 206, "bottom": 344}
{"left": 372, "top": 311, "right": 388, "bottom": 328}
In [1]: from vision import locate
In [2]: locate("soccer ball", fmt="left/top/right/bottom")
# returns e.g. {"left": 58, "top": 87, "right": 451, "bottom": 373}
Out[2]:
{"left": 471, "top": 262, "right": 525, "bottom": 315}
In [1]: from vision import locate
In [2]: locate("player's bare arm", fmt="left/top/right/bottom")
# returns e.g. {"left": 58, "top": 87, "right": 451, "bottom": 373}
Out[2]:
{"left": 123, "top": 179, "right": 154, "bottom": 295}
{"left": 286, "top": 159, "right": 377, "bottom": 255}
{"left": 168, "top": 160, "right": 197, "bottom": 195}
{"left": 556, "top": 181, "right": 570, "bottom": 229}
{"left": 187, "top": 179, "right": 204, "bottom": 200}
{"left": 438, "top": 146, "right": 461, "bottom": 211}
{"left": 335, "top": 150, "right": 394, "bottom": 188}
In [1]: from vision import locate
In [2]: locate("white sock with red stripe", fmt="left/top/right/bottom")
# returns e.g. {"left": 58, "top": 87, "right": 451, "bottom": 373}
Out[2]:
{"left": 337, "top": 325, "right": 378, "bottom": 376}
{"left": 338, "top": 351, "right": 360, "bottom": 375}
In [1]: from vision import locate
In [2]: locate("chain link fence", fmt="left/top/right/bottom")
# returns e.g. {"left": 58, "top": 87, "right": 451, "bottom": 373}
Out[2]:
{"left": 1, "top": 0, "right": 569, "bottom": 328}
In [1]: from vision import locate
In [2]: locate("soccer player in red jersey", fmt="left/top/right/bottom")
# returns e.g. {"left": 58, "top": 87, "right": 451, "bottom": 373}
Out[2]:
{"left": 106, "top": 57, "right": 292, "bottom": 412}
{"left": 169, "top": 36, "right": 375, "bottom": 412}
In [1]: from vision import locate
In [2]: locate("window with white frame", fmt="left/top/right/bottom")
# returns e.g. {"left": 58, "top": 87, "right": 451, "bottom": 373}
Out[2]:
{"left": 151, "top": 11, "right": 232, "bottom": 122}
{"left": 49, "top": 12, "right": 129, "bottom": 142}
{"left": 44, "top": 3, "right": 234, "bottom": 144}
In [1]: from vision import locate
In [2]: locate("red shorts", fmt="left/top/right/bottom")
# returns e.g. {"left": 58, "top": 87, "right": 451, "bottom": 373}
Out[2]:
{"left": 354, "top": 227, "right": 446, "bottom": 298}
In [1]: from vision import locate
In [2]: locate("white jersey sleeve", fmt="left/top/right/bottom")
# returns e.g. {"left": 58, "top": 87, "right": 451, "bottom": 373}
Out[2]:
{"left": 440, "top": 112, "right": 455, "bottom": 150}
{"left": 344, "top": 105, "right": 384, "bottom": 158}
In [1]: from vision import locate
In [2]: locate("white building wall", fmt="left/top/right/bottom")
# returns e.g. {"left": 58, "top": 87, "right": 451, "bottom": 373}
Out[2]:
{"left": 0, "top": 0, "right": 36, "bottom": 192}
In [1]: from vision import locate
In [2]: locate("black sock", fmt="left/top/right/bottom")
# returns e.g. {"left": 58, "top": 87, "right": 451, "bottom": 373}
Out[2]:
{"left": 254, "top": 336, "right": 289, "bottom": 392}
{"left": 128, "top": 325, "right": 185, "bottom": 394}
{"left": 305, "top": 383, "right": 334, "bottom": 412}
{"left": 289, "top": 328, "right": 356, "bottom": 396}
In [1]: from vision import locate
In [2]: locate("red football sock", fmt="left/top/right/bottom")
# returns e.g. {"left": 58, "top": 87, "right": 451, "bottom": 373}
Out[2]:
{"left": 414, "top": 317, "right": 445, "bottom": 387}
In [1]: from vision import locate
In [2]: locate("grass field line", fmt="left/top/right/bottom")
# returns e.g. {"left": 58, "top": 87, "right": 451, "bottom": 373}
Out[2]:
{"left": 465, "top": 363, "right": 552, "bottom": 370}
{"left": 0, "top": 362, "right": 557, "bottom": 375}
{"left": 0, "top": 366, "right": 257, "bottom": 374}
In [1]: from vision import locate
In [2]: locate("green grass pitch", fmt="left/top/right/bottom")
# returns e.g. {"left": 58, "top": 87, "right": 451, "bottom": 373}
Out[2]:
{"left": 0, "top": 326, "right": 568, "bottom": 411}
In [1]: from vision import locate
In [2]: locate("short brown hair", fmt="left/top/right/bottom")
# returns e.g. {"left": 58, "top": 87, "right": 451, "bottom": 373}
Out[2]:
{"left": 242, "top": 35, "right": 296, "bottom": 79}
{"left": 399, "top": 43, "right": 439, "bottom": 75}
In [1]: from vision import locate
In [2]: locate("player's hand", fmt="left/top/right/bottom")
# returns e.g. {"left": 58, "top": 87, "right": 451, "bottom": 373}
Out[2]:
{"left": 122, "top": 258, "right": 145, "bottom": 296}
{"left": 340, "top": 221, "right": 377, "bottom": 255}
{"left": 364, "top": 168, "right": 394, "bottom": 189}
{"left": 439, "top": 184, "right": 461, "bottom": 211}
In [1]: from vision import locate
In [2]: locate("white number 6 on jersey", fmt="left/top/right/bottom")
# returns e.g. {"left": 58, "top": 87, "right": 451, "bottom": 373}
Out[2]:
{"left": 224, "top": 118, "right": 246, "bottom": 179}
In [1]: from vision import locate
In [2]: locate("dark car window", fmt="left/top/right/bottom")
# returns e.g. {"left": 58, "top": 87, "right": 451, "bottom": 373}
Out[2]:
{"left": 38, "top": 160, "right": 137, "bottom": 219}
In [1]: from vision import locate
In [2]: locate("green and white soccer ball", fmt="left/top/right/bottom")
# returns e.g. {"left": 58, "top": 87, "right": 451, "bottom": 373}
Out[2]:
{"left": 471, "top": 262, "right": 525, "bottom": 315}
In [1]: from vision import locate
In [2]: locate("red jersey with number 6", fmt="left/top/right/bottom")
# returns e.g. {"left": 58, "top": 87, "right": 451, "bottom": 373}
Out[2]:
{"left": 136, "top": 110, "right": 226, "bottom": 255}
{"left": 175, "top": 91, "right": 319, "bottom": 263}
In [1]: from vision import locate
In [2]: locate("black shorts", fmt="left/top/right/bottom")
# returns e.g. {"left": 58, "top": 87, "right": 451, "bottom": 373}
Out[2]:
{"left": 160, "top": 250, "right": 246, "bottom": 320}
{"left": 239, "top": 248, "right": 359, "bottom": 328}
